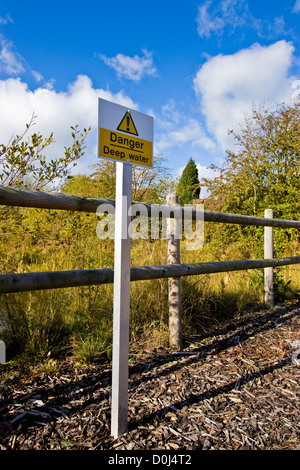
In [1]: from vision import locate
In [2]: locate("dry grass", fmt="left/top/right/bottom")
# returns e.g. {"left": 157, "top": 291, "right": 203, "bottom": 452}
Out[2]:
{"left": 0, "top": 207, "right": 299, "bottom": 363}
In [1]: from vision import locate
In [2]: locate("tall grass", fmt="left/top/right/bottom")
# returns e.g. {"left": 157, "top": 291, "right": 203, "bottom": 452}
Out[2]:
{"left": 0, "top": 208, "right": 299, "bottom": 363}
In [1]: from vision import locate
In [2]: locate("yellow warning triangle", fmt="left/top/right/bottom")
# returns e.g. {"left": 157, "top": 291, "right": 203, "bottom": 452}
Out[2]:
{"left": 117, "top": 111, "right": 138, "bottom": 136}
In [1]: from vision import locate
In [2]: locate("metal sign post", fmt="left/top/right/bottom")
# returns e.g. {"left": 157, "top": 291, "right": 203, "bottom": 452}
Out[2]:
{"left": 111, "top": 161, "right": 132, "bottom": 437}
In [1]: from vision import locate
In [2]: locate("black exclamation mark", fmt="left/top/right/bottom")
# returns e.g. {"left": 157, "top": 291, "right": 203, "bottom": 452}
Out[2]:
{"left": 126, "top": 114, "right": 130, "bottom": 132}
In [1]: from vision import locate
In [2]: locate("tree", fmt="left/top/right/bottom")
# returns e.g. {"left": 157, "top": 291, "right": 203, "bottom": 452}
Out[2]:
{"left": 0, "top": 114, "right": 91, "bottom": 190}
{"left": 130, "top": 155, "right": 176, "bottom": 203}
{"left": 203, "top": 103, "right": 300, "bottom": 219}
{"left": 77, "top": 155, "right": 176, "bottom": 204}
{"left": 177, "top": 157, "right": 200, "bottom": 205}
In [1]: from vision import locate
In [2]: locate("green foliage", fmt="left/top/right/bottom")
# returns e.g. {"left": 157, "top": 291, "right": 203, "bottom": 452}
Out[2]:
{"left": 130, "top": 155, "right": 176, "bottom": 203}
{"left": 177, "top": 157, "right": 200, "bottom": 205}
{"left": 1, "top": 108, "right": 299, "bottom": 364}
{"left": 63, "top": 155, "right": 176, "bottom": 204}
{"left": 203, "top": 103, "right": 300, "bottom": 219}
{"left": 0, "top": 114, "right": 91, "bottom": 190}
{"left": 273, "top": 269, "right": 299, "bottom": 302}
{"left": 0, "top": 292, "right": 73, "bottom": 360}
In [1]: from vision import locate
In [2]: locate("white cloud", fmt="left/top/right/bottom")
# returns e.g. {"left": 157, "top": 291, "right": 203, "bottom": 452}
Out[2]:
{"left": 196, "top": 0, "right": 288, "bottom": 40}
{"left": 292, "top": 0, "right": 300, "bottom": 13}
{"left": 155, "top": 100, "right": 216, "bottom": 157}
{"left": 0, "top": 28, "right": 49, "bottom": 87}
{"left": 0, "top": 15, "right": 13, "bottom": 25}
{"left": 0, "top": 75, "right": 138, "bottom": 174}
{"left": 266, "top": 16, "right": 285, "bottom": 38}
{"left": 291, "top": 80, "right": 300, "bottom": 104}
{"left": 156, "top": 119, "right": 215, "bottom": 153}
{"left": 193, "top": 40, "right": 296, "bottom": 150}
{"left": 197, "top": 163, "right": 221, "bottom": 199}
{"left": 0, "top": 38, "right": 25, "bottom": 75}
{"left": 99, "top": 49, "right": 157, "bottom": 82}
{"left": 31, "top": 70, "right": 44, "bottom": 83}
{"left": 195, "top": 164, "right": 220, "bottom": 182}
{"left": 196, "top": 0, "right": 252, "bottom": 38}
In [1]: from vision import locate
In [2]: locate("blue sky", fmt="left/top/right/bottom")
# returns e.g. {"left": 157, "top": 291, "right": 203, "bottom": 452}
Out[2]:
{"left": 0, "top": 0, "right": 300, "bottom": 192}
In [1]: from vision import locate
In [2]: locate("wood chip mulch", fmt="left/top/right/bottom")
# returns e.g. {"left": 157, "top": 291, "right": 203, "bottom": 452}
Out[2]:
{"left": 0, "top": 303, "right": 299, "bottom": 451}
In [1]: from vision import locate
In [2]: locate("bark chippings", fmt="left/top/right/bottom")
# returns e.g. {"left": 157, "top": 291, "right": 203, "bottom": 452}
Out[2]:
{"left": 0, "top": 303, "right": 299, "bottom": 450}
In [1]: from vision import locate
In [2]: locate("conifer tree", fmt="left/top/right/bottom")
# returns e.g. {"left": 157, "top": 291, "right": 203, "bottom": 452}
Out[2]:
{"left": 177, "top": 157, "right": 200, "bottom": 205}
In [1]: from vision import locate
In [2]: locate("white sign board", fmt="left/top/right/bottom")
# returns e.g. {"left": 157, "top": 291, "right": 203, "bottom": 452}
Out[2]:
{"left": 98, "top": 98, "right": 153, "bottom": 168}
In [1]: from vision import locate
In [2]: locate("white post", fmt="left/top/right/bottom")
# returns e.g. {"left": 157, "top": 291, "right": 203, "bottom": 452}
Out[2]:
{"left": 264, "top": 209, "right": 274, "bottom": 308}
{"left": 111, "top": 162, "right": 132, "bottom": 438}
{"left": 167, "top": 194, "right": 182, "bottom": 349}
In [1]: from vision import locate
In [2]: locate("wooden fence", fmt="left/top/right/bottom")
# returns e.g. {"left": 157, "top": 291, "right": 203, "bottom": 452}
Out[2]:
{"left": 1, "top": 185, "right": 300, "bottom": 342}
{"left": 1, "top": 185, "right": 300, "bottom": 436}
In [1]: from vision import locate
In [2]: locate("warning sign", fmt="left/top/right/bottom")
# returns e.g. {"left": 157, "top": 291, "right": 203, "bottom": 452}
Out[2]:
{"left": 98, "top": 98, "right": 153, "bottom": 168}
{"left": 99, "top": 128, "right": 152, "bottom": 166}
{"left": 117, "top": 111, "right": 138, "bottom": 136}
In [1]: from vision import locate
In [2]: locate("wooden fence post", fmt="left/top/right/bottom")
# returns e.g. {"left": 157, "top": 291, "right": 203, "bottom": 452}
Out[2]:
{"left": 167, "top": 193, "right": 182, "bottom": 349}
{"left": 0, "top": 341, "right": 5, "bottom": 364}
{"left": 264, "top": 209, "right": 274, "bottom": 308}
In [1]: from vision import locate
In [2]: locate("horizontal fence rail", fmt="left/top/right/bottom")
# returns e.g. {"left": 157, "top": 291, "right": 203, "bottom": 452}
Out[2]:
{"left": 1, "top": 257, "right": 300, "bottom": 294}
{"left": 1, "top": 186, "right": 300, "bottom": 228}
{"left": 1, "top": 184, "right": 300, "bottom": 439}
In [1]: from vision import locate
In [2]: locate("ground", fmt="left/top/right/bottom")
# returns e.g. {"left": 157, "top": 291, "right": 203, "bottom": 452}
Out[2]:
{"left": 0, "top": 302, "right": 299, "bottom": 451}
